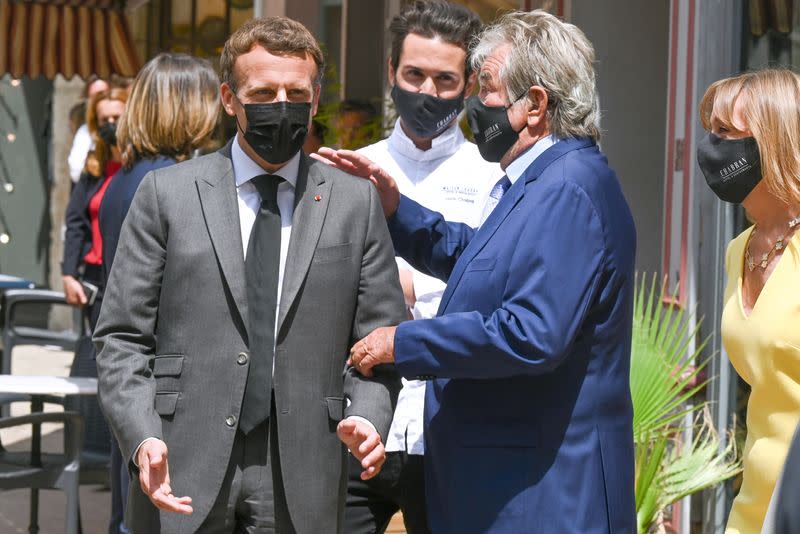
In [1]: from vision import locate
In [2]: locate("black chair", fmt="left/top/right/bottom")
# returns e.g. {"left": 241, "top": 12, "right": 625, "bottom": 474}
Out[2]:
{"left": 1, "top": 289, "right": 109, "bottom": 485}
{"left": 1, "top": 289, "right": 79, "bottom": 421}
{"left": 0, "top": 410, "right": 84, "bottom": 534}
{"left": 2, "top": 289, "right": 80, "bottom": 375}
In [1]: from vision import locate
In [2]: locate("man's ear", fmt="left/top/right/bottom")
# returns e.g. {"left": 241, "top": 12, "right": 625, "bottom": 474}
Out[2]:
{"left": 526, "top": 86, "right": 549, "bottom": 127}
{"left": 220, "top": 82, "right": 237, "bottom": 117}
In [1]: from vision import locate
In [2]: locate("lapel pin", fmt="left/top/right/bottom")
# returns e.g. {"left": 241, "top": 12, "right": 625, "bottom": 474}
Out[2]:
{"left": 314, "top": 195, "right": 322, "bottom": 202}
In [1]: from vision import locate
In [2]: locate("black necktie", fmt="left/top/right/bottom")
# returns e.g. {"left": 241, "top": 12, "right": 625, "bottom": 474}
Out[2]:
{"left": 239, "top": 173, "right": 282, "bottom": 433}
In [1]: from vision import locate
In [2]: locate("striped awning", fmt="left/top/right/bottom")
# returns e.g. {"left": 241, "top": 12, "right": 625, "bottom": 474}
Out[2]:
{"left": 0, "top": 0, "right": 141, "bottom": 80}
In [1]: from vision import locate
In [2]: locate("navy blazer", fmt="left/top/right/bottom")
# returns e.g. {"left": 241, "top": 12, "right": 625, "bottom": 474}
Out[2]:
{"left": 390, "top": 138, "right": 637, "bottom": 533}
{"left": 62, "top": 171, "right": 106, "bottom": 278}
{"left": 99, "top": 156, "right": 176, "bottom": 282}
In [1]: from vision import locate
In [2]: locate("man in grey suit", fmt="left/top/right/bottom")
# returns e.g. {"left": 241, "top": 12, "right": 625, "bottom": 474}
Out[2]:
{"left": 94, "top": 17, "right": 406, "bottom": 534}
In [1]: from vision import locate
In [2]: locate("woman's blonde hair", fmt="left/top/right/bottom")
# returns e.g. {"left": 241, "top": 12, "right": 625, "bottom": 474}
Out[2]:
{"left": 84, "top": 87, "right": 128, "bottom": 178}
{"left": 700, "top": 68, "right": 800, "bottom": 206}
{"left": 117, "top": 53, "right": 220, "bottom": 169}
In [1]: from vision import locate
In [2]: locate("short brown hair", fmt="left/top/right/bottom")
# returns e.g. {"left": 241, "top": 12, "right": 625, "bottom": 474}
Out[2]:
{"left": 220, "top": 17, "right": 325, "bottom": 93}
{"left": 117, "top": 53, "right": 220, "bottom": 169}
{"left": 389, "top": 0, "right": 482, "bottom": 77}
{"left": 700, "top": 69, "right": 800, "bottom": 206}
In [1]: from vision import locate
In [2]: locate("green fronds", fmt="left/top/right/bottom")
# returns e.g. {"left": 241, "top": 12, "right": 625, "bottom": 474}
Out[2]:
{"left": 632, "top": 274, "right": 742, "bottom": 533}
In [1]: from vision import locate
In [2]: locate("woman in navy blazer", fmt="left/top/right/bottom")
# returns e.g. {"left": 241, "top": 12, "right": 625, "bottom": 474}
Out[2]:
{"left": 97, "top": 52, "right": 220, "bottom": 534}
{"left": 62, "top": 87, "right": 128, "bottom": 322}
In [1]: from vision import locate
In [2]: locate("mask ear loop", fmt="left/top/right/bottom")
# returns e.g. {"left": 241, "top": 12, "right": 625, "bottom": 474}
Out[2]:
{"left": 231, "top": 92, "right": 247, "bottom": 137}
{"left": 506, "top": 92, "right": 530, "bottom": 135}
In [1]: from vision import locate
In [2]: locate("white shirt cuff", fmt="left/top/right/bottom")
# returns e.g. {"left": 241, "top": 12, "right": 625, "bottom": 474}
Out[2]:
{"left": 132, "top": 437, "right": 160, "bottom": 467}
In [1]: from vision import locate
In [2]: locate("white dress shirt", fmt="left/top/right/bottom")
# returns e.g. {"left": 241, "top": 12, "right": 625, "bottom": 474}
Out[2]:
{"left": 68, "top": 124, "right": 93, "bottom": 183}
{"left": 359, "top": 119, "right": 502, "bottom": 454}
{"left": 504, "top": 134, "right": 557, "bottom": 185}
{"left": 232, "top": 134, "right": 298, "bottom": 326}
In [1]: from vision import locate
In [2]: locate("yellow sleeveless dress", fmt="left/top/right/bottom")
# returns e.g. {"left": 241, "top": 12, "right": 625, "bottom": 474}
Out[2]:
{"left": 723, "top": 226, "right": 800, "bottom": 534}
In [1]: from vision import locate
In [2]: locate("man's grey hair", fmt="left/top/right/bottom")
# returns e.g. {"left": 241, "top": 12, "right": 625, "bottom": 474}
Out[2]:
{"left": 471, "top": 10, "right": 601, "bottom": 141}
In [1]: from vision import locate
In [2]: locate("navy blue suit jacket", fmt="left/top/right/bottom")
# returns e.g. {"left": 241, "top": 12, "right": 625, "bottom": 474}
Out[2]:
{"left": 99, "top": 156, "right": 176, "bottom": 282}
{"left": 390, "top": 138, "right": 637, "bottom": 533}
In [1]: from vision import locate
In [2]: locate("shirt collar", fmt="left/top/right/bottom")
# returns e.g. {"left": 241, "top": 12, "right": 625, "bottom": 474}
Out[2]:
{"left": 505, "top": 135, "right": 558, "bottom": 185}
{"left": 232, "top": 135, "right": 300, "bottom": 189}
{"left": 387, "top": 118, "right": 465, "bottom": 162}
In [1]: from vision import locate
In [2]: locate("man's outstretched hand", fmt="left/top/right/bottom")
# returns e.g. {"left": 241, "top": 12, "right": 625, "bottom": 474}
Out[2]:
{"left": 312, "top": 148, "right": 401, "bottom": 218}
{"left": 337, "top": 418, "right": 386, "bottom": 480}
{"left": 348, "top": 326, "right": 397, "bottom": 377}
{"left": 137, "top": 439, "right": 193, "bottom": 515}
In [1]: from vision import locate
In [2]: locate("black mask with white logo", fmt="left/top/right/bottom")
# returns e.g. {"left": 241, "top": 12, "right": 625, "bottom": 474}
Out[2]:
{"left": 238, "top": 101, "right": 311, "bottom": 164}
{"left": 696, "top": 133, "right": 762, "bottom": 204}
{"left": 465, "top": 95, "right": 525, "bottom": 163}
{"left": 391, "top": 84, "right": 464, "bottom": 139}
{"left": 98, "top": 122, "right": 117, "bottom": 147}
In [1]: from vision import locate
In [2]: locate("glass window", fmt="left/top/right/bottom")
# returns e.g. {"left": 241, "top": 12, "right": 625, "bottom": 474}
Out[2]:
{"left": 140, "top": 0, "right": 254, "bottom": 68}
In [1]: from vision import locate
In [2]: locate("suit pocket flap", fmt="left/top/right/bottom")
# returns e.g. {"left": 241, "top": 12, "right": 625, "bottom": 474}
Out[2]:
{"left": 152, "top": 355, "right": 183, "bottom": 376}
{"left": 313, "top": 243, "right": 352, "bottom": 263}
{"left": 466, "top": 258, "right": 496, "bottom": 272}
{"left": 325, "top": 397, "right": 344, "bottom": 422}
{"left": 154, "top": 392, "right": 179, "bottom": 415}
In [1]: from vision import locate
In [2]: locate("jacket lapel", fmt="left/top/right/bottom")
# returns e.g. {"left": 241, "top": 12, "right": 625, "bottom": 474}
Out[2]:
{"left": 437, "top": 138, "right": 595, "bottom": 313}
{"left": 196, "top": 143, "right": 249, "bottom": 335}
{"left": 277, "top": 154, "right": 332, "bottom": 336}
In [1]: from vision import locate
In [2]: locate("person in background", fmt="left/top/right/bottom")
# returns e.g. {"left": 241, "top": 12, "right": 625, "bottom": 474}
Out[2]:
{"left": 67, "top": 76, "right": 109, "bottom": 184}
{"left": 327, "top": 10, "right": 637, "bottom": 533}
{"left": 100, "top": 53, "right": 220, "bottom": 276}
{"left": 696, "top": 68, "right": 800, "bottom": 534}
{"left": 62, "top": 86, "right": 128, "bottom": 320}
{"left": 97, "top": 52, "right": 220, "bottom": 534}
{"left": 303, "top": 118, "right": 327, "bottom": 155}
{"left": 323, "top": 2, "right": 497, "bottom": 533}
{"left": 336, "top": 99, "right": 379, "bottom": 149}
{"left": 61, "top": 83, "right": 127, "bottom": 533}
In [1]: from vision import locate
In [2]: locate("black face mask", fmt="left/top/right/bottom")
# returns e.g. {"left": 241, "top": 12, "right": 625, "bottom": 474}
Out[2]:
{"left": 98, "top": 122, "right": 117, "bottom": 146}
{"left": 238, "top": 100, "right": 311, "bottom": 164}
{"left": 696, "top": 133, "right": 762, "bottom": 204}
{"left": 465, "top": 95, "right": 525, "bottom": 163}
{"left": 391, "top": 84, "right": 463, "bottom": 139}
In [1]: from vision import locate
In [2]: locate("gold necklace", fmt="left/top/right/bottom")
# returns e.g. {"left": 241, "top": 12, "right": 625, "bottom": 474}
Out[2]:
{"left": 745, "top": 215, "right": 800, "bottom": 271}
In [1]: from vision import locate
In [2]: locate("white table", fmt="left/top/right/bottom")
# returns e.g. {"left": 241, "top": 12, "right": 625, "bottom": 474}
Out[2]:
{"left": 0, "top": 375, "right": 97, "bottom": 396}
{"left": 0, "top": 375, "right": 98, "bottom": 534}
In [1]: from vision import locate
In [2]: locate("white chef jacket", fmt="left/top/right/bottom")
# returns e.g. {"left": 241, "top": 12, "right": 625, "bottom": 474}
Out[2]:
{"left": 358, "top": 118, "right": 502, "bottom": 454}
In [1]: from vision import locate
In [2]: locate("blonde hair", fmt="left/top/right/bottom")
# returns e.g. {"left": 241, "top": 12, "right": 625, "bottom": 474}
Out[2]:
{"left": 84, "top": 87, "right": 129, "bottom": 178}
{"left": 700, "top": 68, "right": 800, "bottom": 206}
{"left": 118, "top": 53, "right": 220, "bottom": 169}
{"left": 471, "top": 10, "right": 600, "bottom": 141}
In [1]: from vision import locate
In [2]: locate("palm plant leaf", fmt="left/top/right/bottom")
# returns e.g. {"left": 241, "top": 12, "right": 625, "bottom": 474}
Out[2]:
{"left": 630, "top": 273, "right": 709, "bottom": 440}
{"left": 631, "top": 274, "right": 742, "bottom": 533}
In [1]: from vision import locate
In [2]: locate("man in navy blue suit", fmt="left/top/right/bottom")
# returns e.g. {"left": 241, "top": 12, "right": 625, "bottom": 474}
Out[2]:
{"left": 321, "top": 9, "right": 637, "bottom": 534}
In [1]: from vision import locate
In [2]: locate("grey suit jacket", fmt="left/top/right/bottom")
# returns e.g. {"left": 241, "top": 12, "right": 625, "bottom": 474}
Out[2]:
{"left": 94, "top": 143, "right": 406, "bottom": 534}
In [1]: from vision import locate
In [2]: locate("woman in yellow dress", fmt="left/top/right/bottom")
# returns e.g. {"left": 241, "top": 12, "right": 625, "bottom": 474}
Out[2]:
{"left": 697, "top": 69, "right": 800, "bottom": 534}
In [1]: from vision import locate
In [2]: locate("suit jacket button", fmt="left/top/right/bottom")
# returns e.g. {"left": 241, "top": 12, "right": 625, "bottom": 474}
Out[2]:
{"left": 237, "top": 352, "right": 248, "bottom": 365}
{"left": 225, "top": 415, "right": 237, "bottom": 427}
